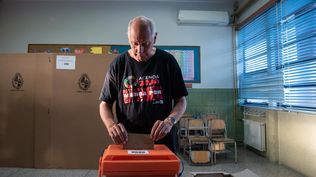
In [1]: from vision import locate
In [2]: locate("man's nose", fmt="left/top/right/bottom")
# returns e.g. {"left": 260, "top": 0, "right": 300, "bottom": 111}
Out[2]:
{"left": 137, "top": 45, "right": 144, "bottom": 53}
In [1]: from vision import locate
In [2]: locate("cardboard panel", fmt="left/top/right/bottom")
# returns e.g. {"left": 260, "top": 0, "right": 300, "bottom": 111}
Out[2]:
{"left": 0, "top": 53, "right": 115, "bottom": 169}
{"left": 0, "top": 54, "right": 36, "bottom": 167}
{"left": 50, "top": 54, "right": 114, "bottom": 169}
{"left": 33, "top": 54, "right": 54, "bottom": 168}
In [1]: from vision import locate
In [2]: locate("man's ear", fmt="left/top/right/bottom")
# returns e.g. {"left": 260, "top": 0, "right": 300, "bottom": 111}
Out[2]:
{"left": 153, "top": 32, "right": 158, "bottom": 44}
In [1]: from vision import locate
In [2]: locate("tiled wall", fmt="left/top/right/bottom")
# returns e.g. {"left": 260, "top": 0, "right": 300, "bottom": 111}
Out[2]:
{"left": 185, "top": 88, "right": 244, "bottom": 141}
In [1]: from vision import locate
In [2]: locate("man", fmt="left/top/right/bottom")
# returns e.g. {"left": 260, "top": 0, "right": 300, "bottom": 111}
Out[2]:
{"left": 99, "top": 16, "right": 187, "bottom": 152}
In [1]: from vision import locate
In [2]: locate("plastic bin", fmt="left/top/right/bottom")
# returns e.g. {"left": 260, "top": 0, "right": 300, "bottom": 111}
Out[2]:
{"left": 98, "top": 144, "right": 180, "bottom": 177}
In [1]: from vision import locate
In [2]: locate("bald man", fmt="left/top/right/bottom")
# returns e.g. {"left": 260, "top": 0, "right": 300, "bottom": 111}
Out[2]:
{"left": 99, "top": 16, "right": 188, "bottom": 152}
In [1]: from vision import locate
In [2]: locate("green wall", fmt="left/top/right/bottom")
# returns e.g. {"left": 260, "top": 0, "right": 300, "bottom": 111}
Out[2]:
{"left": 186, "top": 88, "right": 244, "bottom": 141}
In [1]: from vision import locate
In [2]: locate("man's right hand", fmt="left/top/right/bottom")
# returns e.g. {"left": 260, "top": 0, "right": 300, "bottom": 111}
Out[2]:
{"left": 107, "top": 122, "right": 128, "bottom": 144}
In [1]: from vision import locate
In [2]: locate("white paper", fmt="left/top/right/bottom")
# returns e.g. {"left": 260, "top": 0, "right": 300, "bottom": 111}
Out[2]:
{"left": 127, "top": 150, "right": 149, "bottom": 155}
{"left": 56, "top": 55, "right": 76, "bottom": 70}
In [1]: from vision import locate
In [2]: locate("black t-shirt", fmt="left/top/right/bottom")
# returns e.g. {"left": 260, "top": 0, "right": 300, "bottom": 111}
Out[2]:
{"left": 100, "top": 48, "right": 188, "bottom": 151}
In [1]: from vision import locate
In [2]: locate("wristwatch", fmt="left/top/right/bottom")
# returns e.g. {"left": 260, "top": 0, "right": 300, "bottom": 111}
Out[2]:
{"left": 167, "top": 116, "right": 177, "bottom": 125}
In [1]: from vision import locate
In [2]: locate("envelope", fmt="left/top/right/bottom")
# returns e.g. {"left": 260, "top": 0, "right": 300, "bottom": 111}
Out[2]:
{"left": 123, "top": 133, "right": 154, "bottom": 150}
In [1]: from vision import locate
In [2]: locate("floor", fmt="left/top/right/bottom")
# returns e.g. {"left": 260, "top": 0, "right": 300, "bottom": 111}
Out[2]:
{"left": 0, "top": 147, "right": 305, "bottom": 177}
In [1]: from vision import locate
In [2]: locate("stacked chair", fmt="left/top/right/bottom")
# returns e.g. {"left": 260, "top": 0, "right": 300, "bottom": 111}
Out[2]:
{"left": 177, "top": 115, "right": 191, "bottom": 156}
{"left": 208, "top": 118, "right": 237, "bottom": 164}
{"left": 177, "top": 114, "right": 237, "bottom": 165}
{"left": 187, "top": 118, "right": 211, "bottom": 164}
{"left": 177, "top": 114, "right": 212, "bottom": 164}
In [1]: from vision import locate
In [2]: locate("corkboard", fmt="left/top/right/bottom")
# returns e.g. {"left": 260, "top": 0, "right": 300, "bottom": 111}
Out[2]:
{"left": 28, "top": 44, "right": 201, "bottom": 83}
{"left": 28, "top": 44, "right": 117, "bottom": 54}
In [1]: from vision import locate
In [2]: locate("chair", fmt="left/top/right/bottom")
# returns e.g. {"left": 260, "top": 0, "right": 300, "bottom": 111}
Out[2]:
{"left": 178, "top": 114, "right": 192, "bottom": 137}
{"left": 209, "top": 119, "right": 237, "bottom": 164}
{"left": 177, "top": 116, "right": 191, "bottom": 156}
{"left": 187, "top": 119, "right": 212, "bottom": 164}
{"left": 202, "top": 114, "right": 218, "bottom": 124}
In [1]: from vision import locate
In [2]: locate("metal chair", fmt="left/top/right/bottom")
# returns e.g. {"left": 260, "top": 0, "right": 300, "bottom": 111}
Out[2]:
{"left": 209, "top": 119, "right": 237, "bottom": 164}
{"left": 177, "top": 116, "right": 191, "bottom": 157}
{"left": 187, "top": 119, "right": 212, "bottom": 164}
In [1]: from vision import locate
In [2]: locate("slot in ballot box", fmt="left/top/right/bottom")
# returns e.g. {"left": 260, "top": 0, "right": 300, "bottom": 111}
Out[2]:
{"left": 98, "top": 144, "right": 180, "bottom": 177}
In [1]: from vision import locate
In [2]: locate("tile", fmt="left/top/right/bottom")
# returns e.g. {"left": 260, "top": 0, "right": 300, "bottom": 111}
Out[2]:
{"left": 2, "top": 147, "right": 305, "bottom": 177}
{"left": 233, "top": 169, "right": 259, "bottom": 177}
{"left": 0, "top": 167, "right": 20, "bottom": 177}
{"left": 179, "top": 146, "right": 304, "bottom": 177}
{"left": 9, "top": 168, "right": 89, "bottom": 177}
{"left": 84, "top": 170, "right": 98, "bottom": 177}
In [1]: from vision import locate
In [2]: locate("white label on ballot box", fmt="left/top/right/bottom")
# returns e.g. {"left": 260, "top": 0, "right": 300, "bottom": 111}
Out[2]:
{"left": 56, "top": 55, "right": 76, "bottom": 70}
{"left": 127, "top": 150, "right": 149, "bottom": 154}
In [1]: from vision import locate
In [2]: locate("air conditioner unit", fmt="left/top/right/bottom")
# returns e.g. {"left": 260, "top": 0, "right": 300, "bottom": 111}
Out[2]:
{"left": 177, "top": 10, "right": 229, "bottom": 26}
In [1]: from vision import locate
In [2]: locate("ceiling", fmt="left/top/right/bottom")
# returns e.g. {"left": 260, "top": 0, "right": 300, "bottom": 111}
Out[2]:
{"left": 1, "top": 0, "right": 244, "bottom": 11}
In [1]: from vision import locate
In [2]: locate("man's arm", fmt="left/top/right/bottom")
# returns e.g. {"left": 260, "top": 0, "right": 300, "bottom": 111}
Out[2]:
{"left": 168, "top": 96, "right": 187, "bottom": 124}
{"left": 99, "top": 101, "right": 128, "bottom": 144}
{"left": 150, "top": 96, "right": 187, "bottom": 141}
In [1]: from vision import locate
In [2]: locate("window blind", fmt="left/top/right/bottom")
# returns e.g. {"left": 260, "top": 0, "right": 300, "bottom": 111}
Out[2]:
{"left": 281, "top": 1, "right": 316, "bottom": 110}
{"left": 237, "top": 4, "right": 283, "bottom": 107}
{"left": 237, "top": 0, "right": 316, "bottom": 112}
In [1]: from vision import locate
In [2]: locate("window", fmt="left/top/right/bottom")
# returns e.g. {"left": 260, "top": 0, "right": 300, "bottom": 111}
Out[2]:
{"left": 237, "top": 4, "right": 283, "bottom": 107}
{"left": 237, "top": 0, "right": 316, "bottom": 112}
{"left": 281, "top": 0, "right": 316, "bottom": 111}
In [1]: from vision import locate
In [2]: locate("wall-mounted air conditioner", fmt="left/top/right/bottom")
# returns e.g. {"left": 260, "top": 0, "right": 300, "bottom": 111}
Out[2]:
{"left": 177, "top": 10, "right": 229, "bottom": 26}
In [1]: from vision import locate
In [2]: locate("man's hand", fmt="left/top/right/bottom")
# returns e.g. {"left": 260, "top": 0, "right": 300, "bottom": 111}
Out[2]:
{"left": 107, "top": 123, "right": 128, "bottom": 144}
{"left": 150, "top": 119, "right": 173, "bottom": 141}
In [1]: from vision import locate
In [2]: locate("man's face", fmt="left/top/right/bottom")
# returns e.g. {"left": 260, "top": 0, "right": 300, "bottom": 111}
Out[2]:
{"left": 128, "top": 22, "right": 156, "bottom": 61}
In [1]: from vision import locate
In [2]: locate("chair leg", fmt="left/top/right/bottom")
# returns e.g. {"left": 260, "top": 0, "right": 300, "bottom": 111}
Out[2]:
{"left": 209, "top": 142, "right": 213, "bottom": 164}
{"left": 214, "top": 151, "right": 216, "bottom": 164}
{"left": 234, "top": 142, "right": 237, "bottom": 163}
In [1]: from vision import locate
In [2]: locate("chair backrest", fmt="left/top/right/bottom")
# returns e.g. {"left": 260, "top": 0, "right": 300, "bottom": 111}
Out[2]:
{"left": 202, "top": 114, "right": 217, "bottom": 123}
{"left": 188, "top": 119, "right": 205, "bottom": 127}
{"left": 178, "top": 117, "right": 191, "bottom": 137}
{"left": 208, "top": 119, "right": 226, "bottom": 138}
{"left": 179, "top": 117, "right": 190, "bottom": 128}
{"left": 188, "top": 119, "right": 207, "bottom": 136}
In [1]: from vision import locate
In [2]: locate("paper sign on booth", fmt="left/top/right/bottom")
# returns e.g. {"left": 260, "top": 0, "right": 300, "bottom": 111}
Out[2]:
{"left": 56, "top": 55, "right": 76, "bottom": 70}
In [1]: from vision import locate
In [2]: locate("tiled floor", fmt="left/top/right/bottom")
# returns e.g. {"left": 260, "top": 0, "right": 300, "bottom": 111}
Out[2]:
{"left": 0, "top": 147, "right": 304, "bottom": 177}
{"left": 181, "top": 147, "right": 304, "bottom": 177}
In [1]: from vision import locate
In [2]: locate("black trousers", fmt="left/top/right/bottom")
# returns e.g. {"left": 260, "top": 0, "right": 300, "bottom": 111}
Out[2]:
{"left": 156, "top": 127, "right": 177, "bottom": 153}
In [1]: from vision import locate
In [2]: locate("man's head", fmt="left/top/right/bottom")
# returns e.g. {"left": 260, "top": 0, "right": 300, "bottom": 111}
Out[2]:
{"left": 127, "top": 16, "right": 157, "bottom": 62}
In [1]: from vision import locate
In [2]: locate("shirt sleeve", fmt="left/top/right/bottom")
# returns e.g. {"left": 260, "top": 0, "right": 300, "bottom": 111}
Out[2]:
{"left": 99, "top": 62, "right": 118, "bottom": 104}
{"left": 170, "top": 56, "right": 188, "bottom": 99}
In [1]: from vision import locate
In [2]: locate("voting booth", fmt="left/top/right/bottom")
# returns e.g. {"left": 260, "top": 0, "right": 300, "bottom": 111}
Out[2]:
{"left": 0, "top": 53, "right": 115, "bottom": 168}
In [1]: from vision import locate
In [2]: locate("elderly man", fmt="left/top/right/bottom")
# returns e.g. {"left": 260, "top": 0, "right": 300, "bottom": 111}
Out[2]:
{"left": 99, "top": 16, "right": 187, "bottom": 152}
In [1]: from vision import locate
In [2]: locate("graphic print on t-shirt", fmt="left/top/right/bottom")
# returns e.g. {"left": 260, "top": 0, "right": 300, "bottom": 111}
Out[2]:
{"left": 122, "top": 75, "right": 164, "bottom": 104}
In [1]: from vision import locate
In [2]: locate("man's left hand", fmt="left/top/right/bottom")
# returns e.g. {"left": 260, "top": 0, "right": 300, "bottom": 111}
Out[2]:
{"left": 150, "top": 119, "right": 173, "bottom": 141}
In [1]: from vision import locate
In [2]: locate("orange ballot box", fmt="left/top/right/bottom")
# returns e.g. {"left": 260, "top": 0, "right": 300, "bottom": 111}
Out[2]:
{"left": 98, "top": 144, "right": 180, "bottom": 177}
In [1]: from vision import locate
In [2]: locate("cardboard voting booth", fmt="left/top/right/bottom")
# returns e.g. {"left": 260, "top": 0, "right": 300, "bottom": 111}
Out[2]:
{"left": 98, "top": 144, "right": 181, "bottom": 177}
{"left": 0, "top": 53, "right": 115, "bottom": 168}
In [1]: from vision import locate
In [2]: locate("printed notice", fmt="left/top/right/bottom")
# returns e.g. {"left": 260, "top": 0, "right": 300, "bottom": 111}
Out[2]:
{"left": 56, "top": 55, "right": 76, "bottom": 70}
{"left": 127, "top": 150, "right": 149, "bottom": 155}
